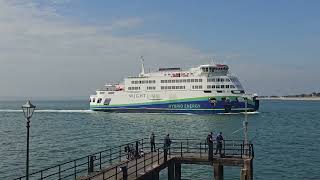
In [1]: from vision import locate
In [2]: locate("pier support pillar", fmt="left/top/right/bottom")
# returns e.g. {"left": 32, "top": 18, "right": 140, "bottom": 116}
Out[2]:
{"left": 175, "top": 162, "right": 181, "bottom": 180}
{"left": 240, "top": 159, "right": 253, "bottom": 180}
{"left": 168, "top": 161, "right": 175, "bottom": 180}
{"left": 152, "top": 170, "right": 160, "bottom": 180}
{"left": 213, "top": 163, "right": 223, "bottom": 180}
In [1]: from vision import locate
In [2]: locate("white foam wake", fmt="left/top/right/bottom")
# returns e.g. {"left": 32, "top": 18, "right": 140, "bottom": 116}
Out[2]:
{"left": 0, "top": 109, "right": 93, "bottom": 113}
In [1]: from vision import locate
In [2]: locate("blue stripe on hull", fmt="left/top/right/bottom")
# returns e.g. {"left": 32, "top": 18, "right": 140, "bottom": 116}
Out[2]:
{"left": 91, "top": 100, "right": 258, "bottom": 114}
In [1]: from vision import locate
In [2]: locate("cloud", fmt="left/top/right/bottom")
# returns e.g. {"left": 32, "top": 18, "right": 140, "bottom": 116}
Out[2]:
{"left": 105, "top": 17, "right": 144, "bottom": 31}
{"left": 0, "top": 0, "right": 211, "bottom": 98}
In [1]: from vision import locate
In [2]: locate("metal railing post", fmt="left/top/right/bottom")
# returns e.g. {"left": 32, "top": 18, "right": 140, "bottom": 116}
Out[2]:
{"left": 157, "top": 149, "right": 160, "bottom": 164}
{"left": 109, "top": 149, "right": 112, "bottom": 164}
{"left": 74, "top": 161, "right": 77, "bottom": 179}
{"left": 240, "top": 144, "right": 243, "bottom": 158}
{"left": 119, "top": 146, "right": 122, "bottom": 161}
{"left": 180, "top": 142, "right": 183, "bottom": 157}
{"left": 144, "top": 152, "right": 146, "bottom": 171}
{"left": 87, "top": 156, "right": 90, "bottom": 173}
{"left": 135, "top": 158, "right": 138, "bottom": 177}
{"left": 99, "top": 152, "right": 102, "bottom": 169}
{"left": 141, "top": 138, "right": 144, "bottom": 151}
{"left": 187, "top": 139, "right": 189, "bottom": 153}
{"left": 115, "top": 165, "right": 117, "bottom": 180}
{"left": 205, "top": 141, "right": 207, "bottom": 152}
{"left": 58, "top": 165, "right": 61, "bottom": 179}
{"left": 200, "top": 142, "right": 202, "bottom": 157}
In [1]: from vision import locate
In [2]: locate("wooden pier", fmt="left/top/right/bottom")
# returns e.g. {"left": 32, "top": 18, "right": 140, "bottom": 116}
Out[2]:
{"left": 14, "top": 139, "right": 254, "bottom": 180}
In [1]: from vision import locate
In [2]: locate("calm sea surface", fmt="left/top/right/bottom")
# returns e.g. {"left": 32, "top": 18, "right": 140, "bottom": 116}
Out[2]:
{"left": 0, "top": 100, "right": 319, "bottom": 180}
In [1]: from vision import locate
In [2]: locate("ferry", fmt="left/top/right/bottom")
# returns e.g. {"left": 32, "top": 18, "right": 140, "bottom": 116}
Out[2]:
{"left": 90, "top": 61, "right": 259, "bottom": 114}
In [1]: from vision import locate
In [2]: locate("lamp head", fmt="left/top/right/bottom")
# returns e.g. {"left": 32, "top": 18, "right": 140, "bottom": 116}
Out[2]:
{"left": 22, "top": 100, "right": 36, "bottom": 119}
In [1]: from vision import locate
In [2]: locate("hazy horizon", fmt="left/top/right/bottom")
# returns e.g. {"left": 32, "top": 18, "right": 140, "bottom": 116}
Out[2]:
{"left": 1, "top": 0, "right": 319, "bottom": 98}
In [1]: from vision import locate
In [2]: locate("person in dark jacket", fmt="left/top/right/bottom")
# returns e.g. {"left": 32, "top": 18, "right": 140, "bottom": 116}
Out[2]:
{"left": 150, "top": 132, "right": 156, "bottom": 152}
{"left": 214, "top": 132, "right": 224, "bottom": 157}
{"left": 164, "top": 134, "right": 172, "bottom": 150}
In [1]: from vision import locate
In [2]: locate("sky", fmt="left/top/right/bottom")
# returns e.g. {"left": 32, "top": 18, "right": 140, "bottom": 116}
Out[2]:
{"left": 0, "top": 0, "right": 319, "bottom": 99}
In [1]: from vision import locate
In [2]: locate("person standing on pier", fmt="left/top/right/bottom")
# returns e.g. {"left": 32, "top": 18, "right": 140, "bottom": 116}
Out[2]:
{"left": 214, "top": 132, "right": 224, "bottom": 157}
{"left": 164, "top": 134, "right": 172, "bottom": 150}
{"left": 150, "top": 132, "right": 156, "bottom": 152}
{"left": 207, "top": 132, "right": 214, "bottom": 161}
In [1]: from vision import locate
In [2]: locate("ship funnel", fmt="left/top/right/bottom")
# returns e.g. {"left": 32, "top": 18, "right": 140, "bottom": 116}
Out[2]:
{"left": 140, "top": 56, "right": 145, "bottom": 77}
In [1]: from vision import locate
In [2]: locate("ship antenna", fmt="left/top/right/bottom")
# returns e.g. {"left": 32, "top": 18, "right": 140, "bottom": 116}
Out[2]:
{"left": 140, "top": 56, "right": 145, "bottom": 77}
{"left": 211, "top": 57, "right": 215, "bottom": 65}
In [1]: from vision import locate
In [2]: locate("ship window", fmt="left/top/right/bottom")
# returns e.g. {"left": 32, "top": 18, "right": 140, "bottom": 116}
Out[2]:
{"left": 199, "top": 79, "right": 202, "bottom": 82}
{"left": 168, "top": 86, "right": 172, "bottom": 89}
{"left": 221, "top": 78, "right": 225, "bottom": 82}
{"left": 131, "top": 81, "right": 134, "bottom": 84}
{"left": 216, "top": 85, "right": 220, "bottom": 89}
{"left": 226, "top": 78, "right": 230, "bottom": 82}
{"left": 172, "top": 80, "right": 176, "bottom": 83}
{"left": 89, "top": 99, "right": 91, "bottom": 102}
{"left": 191, "top": 79, "right": 195, "bottom": 82}
{"left": 230, "top": 85, "right": 235, "bottom": 88}
{"left": 93, "top": 98, "right": 95, "bottom": 102}
{"left": 221, "top": 85, "right": 225, "bottom": 88}
{"left": 153, "top": 80, "right": 156, "bottom": 83}
{"left": 199, "top": 85, "right": 202, "bottom": 89}
{"left": 217, "top": 90, "right": 223, "bottom": 93}
{"left": 99, "top": 92, "right": 105, "bottom": 94}
{"left": 187, "top": 79, "right": 191, "bottom": 83}
{"left": 226, "top": 85, "right": 230, "bottom": 88}
{"left": 183, "top": 79, "right": 186, "bottom": 83}
{"left": 168, "top": 80, "right": 172, "bottom": 83}
{"left": 104, "top": 98, "right": 111, "bottom": 105}
{"left": 217, "top": 78, "right": 220, "bottom": 82}
{"left": 204, "top": 90, "right": 212, "bottom": 93}
{"left": 97, "top": 98, "right": 102, "bottom": 103}
{"left": 195, "top": 79, "right": 198, "bottom": 82}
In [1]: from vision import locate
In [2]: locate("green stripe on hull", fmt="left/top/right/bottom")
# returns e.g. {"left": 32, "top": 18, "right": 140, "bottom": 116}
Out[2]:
{"left": 90, "top": 95, "right": 243, "bottom": 108}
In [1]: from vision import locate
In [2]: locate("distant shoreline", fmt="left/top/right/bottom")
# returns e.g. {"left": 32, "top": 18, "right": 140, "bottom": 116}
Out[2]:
{"left": 258, "top": 97, "right": 320, "bottom": 101}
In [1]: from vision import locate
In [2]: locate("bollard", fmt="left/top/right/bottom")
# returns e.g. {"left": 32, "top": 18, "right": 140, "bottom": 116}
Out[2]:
{"left": 135, "top": 141, "right": 139, "bottom": 158}
{"left": 121, "top": 166, "right": 128, "bottom": 180}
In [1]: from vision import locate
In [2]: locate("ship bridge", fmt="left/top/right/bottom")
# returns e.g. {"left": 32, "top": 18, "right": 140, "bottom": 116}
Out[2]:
{"left": 199, "top": 64, "right": 229, "bottom": 75}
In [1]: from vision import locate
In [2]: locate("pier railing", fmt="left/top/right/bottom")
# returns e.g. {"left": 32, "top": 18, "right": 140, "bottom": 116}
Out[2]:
{"left": 14, "top": 138, "right": 253, "bottom": 180}
{"left": 14, "top": 139, "right": 145, "bottom": 180}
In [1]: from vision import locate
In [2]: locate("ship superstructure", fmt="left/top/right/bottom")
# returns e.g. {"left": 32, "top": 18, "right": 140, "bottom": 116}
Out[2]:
{"left": 90, "top": 62, "right": 259, "bottom": 114}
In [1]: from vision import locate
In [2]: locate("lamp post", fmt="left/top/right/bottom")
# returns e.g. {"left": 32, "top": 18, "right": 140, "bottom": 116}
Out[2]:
{"left": 22, "top": 100, "right": 36, "bottom": 180}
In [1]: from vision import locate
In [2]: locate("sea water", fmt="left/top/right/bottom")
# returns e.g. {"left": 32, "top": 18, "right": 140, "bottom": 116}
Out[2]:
{"left": 0, "top": 100, "right": 319, "bottom": 179}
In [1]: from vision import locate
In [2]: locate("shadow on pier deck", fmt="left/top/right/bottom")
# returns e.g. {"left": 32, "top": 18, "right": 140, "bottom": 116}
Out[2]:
{"left": 14, "top": 139, "right": 254, "bottom": 180}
